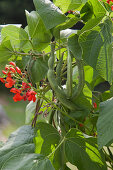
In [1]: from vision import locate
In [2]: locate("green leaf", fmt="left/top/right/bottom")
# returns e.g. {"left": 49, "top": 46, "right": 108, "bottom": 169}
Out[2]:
{"left": 26, "top": 10, "right": 52, "bottom": 51}
{"left": 0, "top": 125, "right": 55, "bottom": 170}
{"left": 97, "top": 97, "right": 113, "bottom": 149}
{"left": 65, "top": 129, "right": 107, "bottom": 170}
{"left": 89, "top": 0, "right": 106, "bottom": 17}
{"left": 53, "top": 17, "right": 79, "bottom": 38}
{"left": 73, "top": 84, "right": 92, "bottom": 111}
{"left": 35, "top": 122, "right": 61, "bottom": 156}
{"left": 25, "top": 100, "right": 37, "bottom": 124}
{"left": 79, "top": 17, "right": 112, "bottom": 82}
{"left": 33, "top": 0, "right": 66, "bottom": 30}
{"left": 0, "top": 125, "right": 35, "bottom": 169}
{"left": 80, "top": 2, "right": 94, "bottom": 22}
{"left": 53, "top": 144, "right": 66, "bottom": 170}
{"left": 68, "top": 34, "right": 82, "bottom": 59}
{"left": 54, "top": 0, "right": 87, "bottom": 13}
{"left": 1, "top": 154, "right": 54, "bottom": 170}
{"left": 1, "top": 25, "right": 31, "bottom": 51}
{"left": 79, "top": 16, "right": 103, "bottom": 35}
{"left": 0, "top": 39, "right": 14, "bottom": 62}
{"left": 30, "top": 56, "right": 49, "bottom": 83}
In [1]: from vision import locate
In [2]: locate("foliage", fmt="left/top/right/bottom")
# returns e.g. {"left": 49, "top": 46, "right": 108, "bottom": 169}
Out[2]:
{"left": 0, "top": 0, "right": 113, "bottom": 169}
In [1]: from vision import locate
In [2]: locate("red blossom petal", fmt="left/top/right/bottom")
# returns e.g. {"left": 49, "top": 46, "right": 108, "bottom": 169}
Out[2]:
{"left": 13, "top": 93, "right": 23, "bottom": 102}
{"left": 5, "top": 83, "right": 13, "bottom": 88}
{"left": 0, "top": 78, "right": 5, "bottom": 83}
{"left": 22, "top": 82, "right": 31, "bottom": 90}
{"left": 10, "top": 88, "right": 21, "bottom": 93}
{"left": 9, "top": 67, "right": 16, "bottom": 73}
{"left": 5, "top": 66, "right": 9, "bottom": 70}
{"left": 2, "top": 70, "right": 7, "bottom": 75}
{"left": 6, "top": 77, "right": 15, "bottom": 84}
{"left": 9, "top": 61, "right": 16, "bottom": 67}
{"left": 33, "top": 95, "right": 36, "bottom": 102}
{"left": 7, "top": 72, "right": 12, "bottom": 78}
{"left": 16, "top": 66, "right": 21, "bottom": 74}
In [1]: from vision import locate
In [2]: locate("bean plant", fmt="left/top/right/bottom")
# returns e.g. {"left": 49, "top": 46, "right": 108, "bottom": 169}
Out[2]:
{"left": 0, "top": 0, "right": 113, "bottom": 169}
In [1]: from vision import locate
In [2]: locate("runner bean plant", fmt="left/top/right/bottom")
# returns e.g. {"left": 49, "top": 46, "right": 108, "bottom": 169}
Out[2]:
{"left": 0, "top": 0, "right": 113, "bottom": 169}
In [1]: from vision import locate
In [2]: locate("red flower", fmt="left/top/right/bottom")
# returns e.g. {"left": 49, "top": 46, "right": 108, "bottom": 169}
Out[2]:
{"left": 5, "top": 83, "right": 13, "bottom": 88}
{"left": 5, "top": 77, "right": 15, "bottom": 88}
{"left": 9, "top": 67, "right": 16, "bottom": 73}
{"left": 10, "top": 88, "right": 21, "bottom": 93}
{"left": 2, "top": 70, "right": 7, "bottom": 75}
{"left": 0, "top": 78, "right": 5, "bottom": 83}
{"left": 7, "top": 72, "right": 12, "bottom": 78}
{"left": 9, "top": 61, "right": 16, "bottom": 67}
{"left": 5, "top": 66, "right": 9, "bottom": 70}
{"left": 22, "top": 82, "right": 31, "bottom": 90}
{"left": 16, "top": 66, "right": 21, "bottom": 74}
{"left": 13, "top": 93, "right": 23, "bottom": 102}
{"left": 93, "top": 102, "right": 97, "bottom": 109}
{"left": 27, "top": 90, "right": 37, "bottom": 102}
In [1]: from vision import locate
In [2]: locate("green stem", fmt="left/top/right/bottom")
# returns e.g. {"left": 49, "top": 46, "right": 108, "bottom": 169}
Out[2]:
{"left": 13, "top": 46, "right": 65, "bottom": 57}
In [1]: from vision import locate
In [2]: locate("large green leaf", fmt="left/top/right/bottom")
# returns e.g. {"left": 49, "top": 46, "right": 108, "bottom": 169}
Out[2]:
{"left": 68, "top": 34, "right": 82, "bottom": 59}
{"left": 53, "top": 17, "right": 80, "bottom": 38}
{"left": 80, "top": 2, "right": 94, "bottom": 22}
{"left": 64, "top": 129, "right": 107, "bottom": 170}
{"left": 33, "top": 0, "right": 66, "bottom": 30}
{"left": 30, "top": 56, "right": 49, "bottom": 83}
{"left": 0, "top": 125, "right": 35, "bottom": 169}
{"left": 79, "top": 16, "right": 103, "bottom": 35}
{"left": 73, "top": 83, "right": 92, "bottom": 111}
{"left": 89, "top": 0, "right": 106, "bottom": 17}
{"left": 1, "top": 154, "right": 54, "bottom": 170}
{"left": 35, "top": 122, "right": 61, "bottom": 156}
{"left": 0, "top": 125, "right": 55, "bottom": 170}
{"left": 79, "top": 17, "right": 112, "bottom": 82}
{"left": 1, "top": 25, "right": 31, "bottom": 51}
{"left": 0, "top": 39, "right": 14, "bottom": 63}
{"left": 54, "top": 0, "right": 87, "bottom": 13}
{"left": 26, "top": 10, "right": 51, "bottom": 51}
{"left": 97, "top": 97, "right": 113, "bottom": 149}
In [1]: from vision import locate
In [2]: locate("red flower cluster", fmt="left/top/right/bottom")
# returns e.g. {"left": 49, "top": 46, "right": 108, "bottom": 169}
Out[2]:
{"left": 0, "top": 62, "right": 37, "bottom": 102}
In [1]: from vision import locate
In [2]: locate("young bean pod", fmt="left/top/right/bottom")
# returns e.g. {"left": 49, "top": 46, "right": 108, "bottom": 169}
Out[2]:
{"left": 72, "top": 59, "right": 84, "bottom": 100}
{"left": 56, "top": 55, "right": 63, "bottom": 87}
{"left": 47, "top": 43, "right": 79, "bottom": 111}
{"left": 66, "top": 49, "right": 72, "bottom": 98}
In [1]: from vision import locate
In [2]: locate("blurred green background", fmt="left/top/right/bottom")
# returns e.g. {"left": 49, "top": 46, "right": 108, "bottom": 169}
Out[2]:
{"left": 0, "top": 0, "right": 35, "bottom": 27}
{"left": 0, "top": 0, "right": 34, "bottom": 140}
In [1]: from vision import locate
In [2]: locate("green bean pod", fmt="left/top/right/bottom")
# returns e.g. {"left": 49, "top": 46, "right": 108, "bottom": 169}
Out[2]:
{"left": 47, "top": 43, "right": 79, "bottom": 111}
{"left": 56, "top": 55, "right": 63, "bottom": 87}
{"left": 66, "top": 49, "right": 72, "bottom": 98}
{"left": 72, "top": 59, "right": 84, "bottom": 100}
